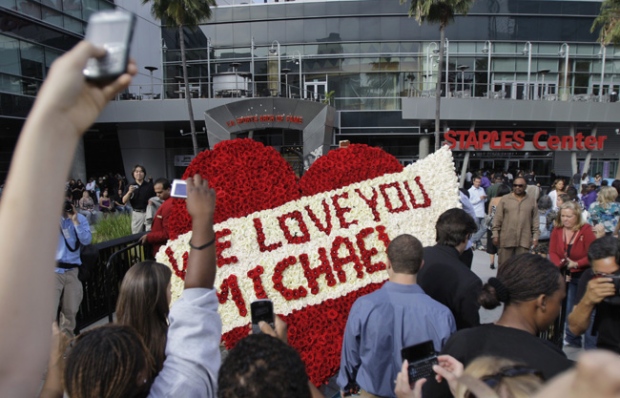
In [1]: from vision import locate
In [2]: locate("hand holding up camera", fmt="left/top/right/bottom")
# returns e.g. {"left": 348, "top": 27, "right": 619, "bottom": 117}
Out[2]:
{"left": 584, "top": 277, "right": 617, "bottom": 305}
{"left": 186, "top": 175, "right": 216, "bottom": 224}
{"left": 33, "top": 41, "right": 136, "bottom": 139}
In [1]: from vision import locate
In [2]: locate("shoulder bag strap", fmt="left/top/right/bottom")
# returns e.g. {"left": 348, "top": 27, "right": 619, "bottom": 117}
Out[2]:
{"left": 60, "top": 224, "right": 81, "bottom": 252}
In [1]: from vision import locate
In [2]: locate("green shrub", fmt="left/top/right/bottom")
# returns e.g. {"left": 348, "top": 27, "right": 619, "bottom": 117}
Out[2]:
{"left": 92, "top": 214, "right": 132, "bottom": 244}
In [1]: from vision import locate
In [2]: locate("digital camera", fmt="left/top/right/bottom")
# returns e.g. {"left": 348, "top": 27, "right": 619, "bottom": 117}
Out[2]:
{"left": 604, "top": 274, "right": 620, "bottom": 305}
{"left": 64, "top": 200, "right": 74, "bottom": 213}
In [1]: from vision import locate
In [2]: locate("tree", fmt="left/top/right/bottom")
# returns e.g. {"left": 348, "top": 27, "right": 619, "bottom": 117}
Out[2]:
{"left": 143, "top": 0, "right": 217, "bottom": 156}
{"left": 400, "top": 0, "right": 474, "bottom": 151}
{"left": 591, "top": 1, "right": 619, "bottom": 178}
{"left": 591, "top": 0, "right": 620, "bottom": 45}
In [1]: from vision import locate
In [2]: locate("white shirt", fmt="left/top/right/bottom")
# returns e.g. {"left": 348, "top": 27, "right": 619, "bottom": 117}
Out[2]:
{"left": 468, "top": 186, "right": 486, "bottom": 218}
{"left": 148, "top": 288, "right": 221, "bottom": 398}
{"left": 548, "top": 190, "right": 559, "bottom": 211}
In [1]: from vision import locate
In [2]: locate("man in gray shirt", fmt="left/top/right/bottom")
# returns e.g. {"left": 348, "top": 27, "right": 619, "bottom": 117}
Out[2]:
{"left": 337, "top": 234, "right": 456, "bottom": 397}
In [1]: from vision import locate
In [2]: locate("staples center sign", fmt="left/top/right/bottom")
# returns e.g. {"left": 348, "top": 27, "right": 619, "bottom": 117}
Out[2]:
{"left": 444, "top": 130, "right": 607, "bottom": 151}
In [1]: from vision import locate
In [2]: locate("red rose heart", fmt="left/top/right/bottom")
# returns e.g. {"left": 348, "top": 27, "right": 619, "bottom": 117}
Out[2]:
{"left": 164, "top": 139, "right": 429, "bottom": 386}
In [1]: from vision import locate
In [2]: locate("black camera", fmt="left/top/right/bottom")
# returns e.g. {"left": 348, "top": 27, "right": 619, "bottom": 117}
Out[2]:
{"left": 604, "top": 274, "right": 620, "bottom": 305}
{"left": 64, "top": 200, "right": 74, "bottom": 213}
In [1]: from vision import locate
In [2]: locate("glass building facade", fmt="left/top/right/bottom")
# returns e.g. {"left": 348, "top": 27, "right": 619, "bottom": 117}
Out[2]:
{"left": 153, "top": 0, "right": 619, "bottom": 182}
{"left": 3, "top": 0, "right": 620, "bottom": 183}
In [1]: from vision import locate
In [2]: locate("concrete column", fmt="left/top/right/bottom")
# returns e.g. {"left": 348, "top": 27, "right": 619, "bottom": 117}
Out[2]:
{"left": 583, "top": 126, "right": 597, "bottom": 175}
{"left": 459, "top": 152, "right": 470, "bottom": 189}
{"left": 458, "top": 122, "right": 476, "bottom": 187}
{"left": 69, "top": 137, "right": 87, "bottom": 182}
{"left": 117, "top": 127, "right": 167, "bottom": 181}
{"left": 418, "top": 136, "right": 429, "bottom": 159}
{"left": 570, "top": 125, "right": 578, "bottom": 175}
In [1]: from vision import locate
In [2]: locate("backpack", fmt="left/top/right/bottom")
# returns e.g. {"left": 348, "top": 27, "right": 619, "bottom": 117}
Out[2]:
{"left": 539, "top": 210, "right": 552, "bottom": 240}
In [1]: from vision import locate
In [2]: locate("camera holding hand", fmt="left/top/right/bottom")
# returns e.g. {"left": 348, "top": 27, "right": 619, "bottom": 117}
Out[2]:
{"left": 64, "top": 200, "right": 74, "bottom": 214}
{"left": 594, "top": 272, "right": 620, "bottom": 305}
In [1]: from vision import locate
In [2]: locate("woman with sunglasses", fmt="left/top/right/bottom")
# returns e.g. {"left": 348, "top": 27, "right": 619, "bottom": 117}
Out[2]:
{"left": 421, "top": 253, "right": 572, "bottom": 397}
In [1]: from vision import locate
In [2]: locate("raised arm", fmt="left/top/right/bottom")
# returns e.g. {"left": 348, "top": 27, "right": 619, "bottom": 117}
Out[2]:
{"left": 184, "top": 174, "right": 216, "bottom": 289}
{"left": 0, "top": 41, "right": 135, "bottom": 396}
{"left": 147, "top": 175, "right": 220, "bottom": 397}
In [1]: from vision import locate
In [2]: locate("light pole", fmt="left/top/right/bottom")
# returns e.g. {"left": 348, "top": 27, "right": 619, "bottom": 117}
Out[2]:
{"left": 599, "top": 44, "right": 607, "bottom": 101}
{"left": 269, "top": 40, "right": 281, "bottom": 96}
{"left": 207, "top": 37, "right": 211, "bottom": 98}
{"left": 251, "top": 37, "right": 255, "bottom": 97}
{"left": 161, "top": 38, "right": 167, "bottom": 97}
{"left": 282, "top": 67, "right": 291, "bottom": 98}
{"left": 444, "top": 38, "right": 449, "bottom": 97}
{"left": 482, "top": 40, "right": 492, "bottom": 97}
{"left": 291, "top": 50, "right": 303, "bottom": 98}
{"left": 559, "top": 43, "right": 569, "bottom": 100}
{"left": 537, "top": 69, "right": 550, "bottom": 99}
{"left": 458, "top": 65, "right": 470, "bottom": 93}
{"left": 523, "top": 41, "right": 532, "bottom": 99}
{"left": 426, "top": 42, "right": 438, "bottom": 91}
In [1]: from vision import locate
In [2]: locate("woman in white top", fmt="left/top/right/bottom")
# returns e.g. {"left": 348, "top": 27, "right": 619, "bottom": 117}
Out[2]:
{"left": 547, "top": 179, "right": 566, "bottom": 212}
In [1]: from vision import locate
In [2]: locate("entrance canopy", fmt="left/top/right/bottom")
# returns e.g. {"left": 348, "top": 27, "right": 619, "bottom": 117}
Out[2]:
{"left": 205, "top": 98, "right": 336, "bottom": 169}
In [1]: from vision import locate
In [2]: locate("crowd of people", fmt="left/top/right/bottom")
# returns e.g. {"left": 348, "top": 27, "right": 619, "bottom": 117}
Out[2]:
{"left": 2, "top": 39, "right": 620, "bottom": 398}
{"left": 65, "top": 174, "right": 131, "bottom": 225}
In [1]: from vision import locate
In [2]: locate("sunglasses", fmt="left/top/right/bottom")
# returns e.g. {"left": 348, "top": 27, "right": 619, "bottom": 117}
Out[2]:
{"left": 513, "top": 184, "right": 525, "bottom": 187}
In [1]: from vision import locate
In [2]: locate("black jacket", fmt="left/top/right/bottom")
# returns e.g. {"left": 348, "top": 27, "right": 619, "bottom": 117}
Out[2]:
{"left": 418, "top": 245, "right": 483, "bottom": 330}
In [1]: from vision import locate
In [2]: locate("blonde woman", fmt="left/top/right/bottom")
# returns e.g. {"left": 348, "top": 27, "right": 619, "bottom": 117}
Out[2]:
{"left": 587, "top": 186, "right": 620, "bottom": 236}
{"left": 549, "top": 201, "right": 596, "bottom": 349}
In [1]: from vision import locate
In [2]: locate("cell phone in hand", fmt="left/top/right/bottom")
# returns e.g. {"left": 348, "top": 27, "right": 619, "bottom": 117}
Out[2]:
{"left": 401, "top": 340, "right": 438, "bottom": 387}
{"left": 171, "top": 179, "right": 187, "bottom": 198}
{"left": 251, "top": 299, "right": 274, "bottom": 334}
{"left": 83, "top": 10, "right": 136, "bottom": 82}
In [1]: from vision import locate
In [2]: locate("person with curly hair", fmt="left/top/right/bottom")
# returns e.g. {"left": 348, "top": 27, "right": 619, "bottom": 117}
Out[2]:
{"left": 587, "top": 186, "right": 620, "bottom": 236}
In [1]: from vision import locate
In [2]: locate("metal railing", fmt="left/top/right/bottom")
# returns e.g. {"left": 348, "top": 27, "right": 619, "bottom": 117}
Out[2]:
{"left": 115, "top": 81, "right": 321, "bottom": 102}
{"left": 75, "top": 233, "right": 146, "bottom": 332}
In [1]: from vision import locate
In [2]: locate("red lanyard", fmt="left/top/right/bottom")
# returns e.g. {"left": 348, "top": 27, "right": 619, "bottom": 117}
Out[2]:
{"left": 563, "top": 228, "right": 578, "bottom": 257}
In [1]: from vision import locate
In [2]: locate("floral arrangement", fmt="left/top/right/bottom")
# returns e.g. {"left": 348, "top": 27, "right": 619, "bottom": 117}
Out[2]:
{"left": 157, "top": 139, "right": 459, "bottom": 385}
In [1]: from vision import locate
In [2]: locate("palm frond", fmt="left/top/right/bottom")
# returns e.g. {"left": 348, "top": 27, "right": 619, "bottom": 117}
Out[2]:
{"left": 592, "top": 0, "right": 620, "bottom": 45}
{"left": 400, "top": 0, "right": 474, "bottom": 26}
{"left": 144, "top": 0, "right": 217, "bottom": 27}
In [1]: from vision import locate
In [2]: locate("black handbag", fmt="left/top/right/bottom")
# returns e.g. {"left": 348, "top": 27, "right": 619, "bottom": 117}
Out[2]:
{"left": 78, "top": 244, "right": 99, "bottom": 282}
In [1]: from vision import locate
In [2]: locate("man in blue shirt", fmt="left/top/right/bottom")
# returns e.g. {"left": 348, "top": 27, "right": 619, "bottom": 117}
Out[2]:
{"left": 337, "top": 234, "right": 456, "bottom": 397}
{"left": 55, "top": 200, "right": 92, "bottom": 337}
